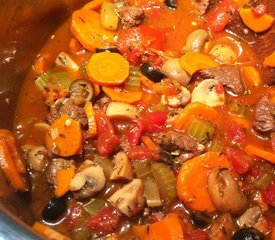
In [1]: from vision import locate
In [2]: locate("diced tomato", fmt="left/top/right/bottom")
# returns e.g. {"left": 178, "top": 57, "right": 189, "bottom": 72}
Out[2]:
{"left": 126, "top": 120, "right": 145, "bottom": 145}
{"left": 87, "top": 207, "right": 120, "bottom": 233}
{"left": 184, "top": 229, "right": 210, "bottom": 240}
{"left": 127, "top": 145, "right": 154, "bottom": 160}
{"left": 214, "top": 82, "right": 224, "bottom": 94}
{"left": 205, "top": 0, "right": 238, "bottom": 33}
{"left": 227, "top": 123, "right": 247, "bottom": 144}
{"left": 223, "top": 148, "right": 252, "bottom": 174}
{"left": 270, "top": 134, "right": 275, "bottom": 152}
{"left": 67, "top": 203, "right": 83, "bottom": 231}
{"left": 253, "top": 4, "right": 268, "bottom": 17}
{"left": 262, "top": 184, "right": 275, "bottom": 207}
{"left": 143, "top": 111, "right": 167, "bottom": 133}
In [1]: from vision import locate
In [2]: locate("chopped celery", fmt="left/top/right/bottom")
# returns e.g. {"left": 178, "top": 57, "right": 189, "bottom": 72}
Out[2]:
{"left": 208, "top": 139, "right": 223, "bottom": 153}
{"left": 34, "top": 72, "right": 50, "bottom": 90}
{"left": 151, "top": 163, "right": 177, "bottom": 202}
{"left": 72, "top": 227, "right": 90, "bottom": 240}
{"left": 83, "top": 198, "right": 108, "bottom": 216}
{"left": 100, "top": 2, "right": 119, "bottom": 30}
{"left": 124, "top": 67, "right": 142, "bottom": 91}
{"left": 143, "top": 177, "right": 162, "bottom": 207}
{"left": 229, "top": 101, "right": 248, "bottom": 116}
{"left": 133, "top": 161, "right": 153, "bottom": 179}
{"left": 187, "top": 117, "right": 215, "bottom": 143}
{"left": 148, "top": 103, "right": 166, "bottom": 112}
{"left": 254, "top": 173, "right": 275, "bottom": 189}
{"left": 50, "top": 72, "right": 74, "bottom": 89}
{"left": 93, "top": 155, "right": 113, "bottom": 179}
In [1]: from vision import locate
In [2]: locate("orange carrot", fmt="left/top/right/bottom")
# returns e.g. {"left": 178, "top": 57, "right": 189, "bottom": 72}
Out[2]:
{"left": 132, "top": 225, "right": 148, "bottom": 240}
{"left": 33, "top": 53, "right": 52, "bottom": 75}
{"left": 102, "top": 86, "right": 142, "bottom": 103}
{"left": 93, "top": 83, "right": 101, "bottom": 97}
{"left": 229, "top": 115, "right": 251, "bottom": 130}
{"left": 33, "top": 222, "right": 70, "bottom": 240}
{"left": 271, "top": 224, "right": 275, "bottom": 240}
{"left": 69, "top": 38, "right": 84, "bottom": 53}
{"left": 140, "top": 76, "right": 157, "bottom": 92}
{"left": 83, "top": 0, "right": 113, "bottom": 11}
{"left": 246, "top": 144, "right": 275, "bottom": 164}
{"left": 54, "top": 164, "right": 75, "bottom": 197}
{"left": 233, "top": 0, "right": 249, "bottom": 8}
{"left": 179, "top": 52, "right": 218, "bottom": 75}
{"left": 87, "top": 52, "right": 129, "bottom": 86}
{"left": 241, "top": 66, "right": 262, "bottom": 89}
{"left": 71, "top": 9, "right": 114, "bottom": 51}
{"left": 141, "top": 136, "right": 158, "bottom": 151}
{"left": 0, "top": 138, "right": 28, "bottom": 191}
{"left": 45, "top": 114, "right": 82, "bottom": 157}
{"left": 173, "top": 102, "right": 219, "bottom": 130}
{"left": 239, "top": 8, "right": 274, "bottom": 33}
{"left": 177, "top": 152, "right": 232, "bottom": 213}
{"left": 263, "top": 51, "right": 275, "bottom": 67}
{"left": 84, "top": 101, "right": 98, "bottom": 138}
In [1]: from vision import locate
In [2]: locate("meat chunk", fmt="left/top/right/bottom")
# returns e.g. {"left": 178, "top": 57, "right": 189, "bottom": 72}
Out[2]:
{"left": 210, "top": 214, "right": 236, "bottom": 240}
{"left": 253, "top": 95, "right": 275, "bottom": 135}
{"left": 192, "top": 65, "right": 245, "bottom": 94}
{"left": 46, "top": 97, "right": 87, "bottom": 126}
{"left": 114, "top": 0, "right": 144, "bottom": 29}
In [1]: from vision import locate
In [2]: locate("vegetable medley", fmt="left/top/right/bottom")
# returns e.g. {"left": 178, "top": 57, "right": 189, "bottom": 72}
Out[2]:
{"left": 1, "top": 0, "right": 275, "bottom": 239}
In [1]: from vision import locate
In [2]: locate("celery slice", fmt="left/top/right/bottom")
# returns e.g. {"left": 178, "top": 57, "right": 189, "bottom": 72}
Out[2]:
{"left": 229, "top": 101, "right": 248, "bottom": 116}
{"left": 35, "top": 72, "right": 50, "bottom": 90}
{"left": 93, "top": 155, "right": 113, "bottom": 179}
{"left": 100, "top": 2, "right": 119, "bottom": 30}
{"left": 143, "top": 177, "right": 162, "bottom": 207}
{"left": 124, "top": 67, "right": 142, "bottom": 91}
{"left": 50, "top": 72, "right": 74, "bottom": 89}
{"left": 83, "top": 198, "right": 107, "bottom": 216}
{"left": 133, "top": 161, "right": 153, "bottom": 179}
{"left": 208, "top": 139, "right": 223, "bottom": 153}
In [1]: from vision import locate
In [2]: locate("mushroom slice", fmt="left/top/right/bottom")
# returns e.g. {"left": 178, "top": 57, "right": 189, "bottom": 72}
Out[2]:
{"left": 108, "top": 179, "right": 145, "bottom": 217}
{"left": 55, "top": 52, "right": 79, "bottom": 70}
{"left": 110, "top": 152, "right": 133, "bottom": 181}
{"left": 192, "top": 79, "right": 225, "bottom": 107}
{"left": 106, "top": 102, "right": 139, "bottom": 119}
{"left": 70, "top": 160, "right": 106, "bottom": 198}
{"left": 161, "top": 87, "right": 191, "bottom": 107}
{"left": 237, "top": 206, "right": 262, "bottom": 228}
{"left": 182, "top": 29, "right": 208, "bottom": 53}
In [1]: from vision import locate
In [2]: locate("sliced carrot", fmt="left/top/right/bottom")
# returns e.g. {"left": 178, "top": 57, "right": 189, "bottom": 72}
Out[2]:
{"left": 87, "top": 52, "right": 129, "bottom": 85}
{"left": 179, "top": 52, "right": 218, "bottom": 75}
{"left": 233, "top": 0, "right": 249, "bottom": 8}
{"left": 229, "top": 115, "right": 251, "bottom": 129}
{"left": 45, "top": 114, "right": 82, "bottom": 157}
{"left": 33, "top": 222, "right": 70, "bottom": 240}
{"left": 0, "top": 138, "right": 28, "bottom": 191}
{"left": 54, "top": 164, "right": 75, "bottom": 197}
{"left": 140, "top": 76, "right": 157, "bottom": 92}
{"left": 83, "top": 0, "right": 113, "bottom": 11}
{"left": 141, "top": 136, "right": 159, "bottom": 151}
{"left": 132, "top": 225, "right": 148, "bottom": 240}
{"left": 0, "top": 129, "right": 26, "bottom": 174}
{"left": 33, "top": 53, "right": 52, "bottom": 75}
{"left": 71, "top": 9, "right": 114, "bottom": 51}
{"left": 271, "top": 224, "right": 275, "bottom": 240}
{"left": 84, "top": 101, "right": 98, "bottom": 138}
{"left": 102, "top": 86, "right": 143, "bottom": 103}
{"left": 263, "top": 51, "right": 275, "bottom": 67}
{"left": 177, "top": 152, "right": 232, "bottom": 213}
{"left": 240, "top": 8, "right": 274, "bottom": 33}
{"left": 93, "top": 83, "right": 101, "bottom": 97}
{"left": 69, "top": 38, "right": 84, "bottom": 53}
{"left": 241, "top": 66, "right": 262, "bottom": 89}
{"left": 246, "top": 144, "right": 275, "bottom": 164}
{"left": 173, "top": 102, "right": 219, "bottom": 130}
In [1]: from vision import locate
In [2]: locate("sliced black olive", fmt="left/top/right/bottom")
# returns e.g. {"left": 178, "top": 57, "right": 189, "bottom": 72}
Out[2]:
{"left": 140, "top": 63, "right": 165, "bottom": 83}
{"left": 69, "top": 79, "right": 94, "bottom": 106}
{"left": 95, "top": 47, "right": 120, "bottom": 54}
{"left": 232, "top": 227, "right": 265, "bottom": 240}
{"left": 165, "top": 0, "right": 177, "bottom": 9}
{"left": 190, "top": 212, "right": 211, "bottom": 228}
{"left": 42, "top": 196, "right": 67, "bottom": 221}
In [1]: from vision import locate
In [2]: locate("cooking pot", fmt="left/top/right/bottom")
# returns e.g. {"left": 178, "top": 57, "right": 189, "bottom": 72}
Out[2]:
{"left": 0, "top": 0, "right": 89, "bottom": 238}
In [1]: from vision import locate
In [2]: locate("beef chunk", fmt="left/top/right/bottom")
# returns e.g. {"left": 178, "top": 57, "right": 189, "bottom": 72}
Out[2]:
{"left": 114, "top": 0, "right": 144, "bottom": 29}
{"left": 192, "top": 65, "right": 245, "bottom": 94}
{"left": 253, "top": 95, "right": 275, "bottom": 135}
{"left": 46, "top": 97, "right": 87, "bottom": 126}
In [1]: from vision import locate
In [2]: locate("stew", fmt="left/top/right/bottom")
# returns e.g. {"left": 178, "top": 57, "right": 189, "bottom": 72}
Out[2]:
{"left": 1, "top": 0, "right": 275, "bottom": 239}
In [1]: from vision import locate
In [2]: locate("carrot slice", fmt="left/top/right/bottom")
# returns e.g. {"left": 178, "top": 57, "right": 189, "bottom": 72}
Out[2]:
{"left": 0, "top": 138, "right": 28, "bottom": 191}
{"left": 263, "top": 51, "right": 275, "bottom": 67}
{"left": 141, "top": 136, "right": 159, "bottom": 151}
{"left": 83, "top": 0, "right": 113, "bottom": 11}
{"left": 240, "top": 8, "right": 274, "bottom": 33}
{"left": 246, "top": 144, "right": 275, "bottom": 164}
{"left": 45, "top": 114, "right": 82, "bottom": 157}
{"left": 84, "top": 101, "right": 98, "bottom": 138}
{"left": 71, "top": 9, "right": 114, "bottom": 51}
{"left": 177, "top": 152, "right": 232, "bottom": 213}
{"left": 241, "top": 66, "right": 262, "bottom": 89}
{"left": 33, "top": 222, "right": 70, "bottom": 240}
{"left": 93, "top": 83, "right": 101, "bottom": 97}
{"left": 173, "top": 102, "right": 219, "bottom": 130}
{"left": 87, "top": 52, "right": 129, "bottom": 85}
{"left": 102, "top": 86, "right": 142, "bottom": 103}
{"left": 54, "top": 164, "right": 75, "bottom": 197}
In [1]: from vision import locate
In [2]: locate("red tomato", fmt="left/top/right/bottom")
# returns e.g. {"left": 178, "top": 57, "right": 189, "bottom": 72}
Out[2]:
{"left": 262, "top": 184, "right": 275, "bottom": 207}
{"left": 127, "top": 145, "right": 154, "bottom": 160}
{"left": 184, "top": 229, "right": 210, "bottom": 240}
{"left": 253, "top": 4, "right": 268, "bottom": 17}
{"left": 88, "top": 207, "right": 120, "bottom": 233}
{"left": 126, "top": 120, "right": 145, "bottom": 145}
{"left": 227, "top": 123, "right": 247, "bottom": 144}
{"left": 143, "top": 111, "right": 167, "bottom": 133}
{"left": 67, "top": 203, "right": 83, "bottom": 230}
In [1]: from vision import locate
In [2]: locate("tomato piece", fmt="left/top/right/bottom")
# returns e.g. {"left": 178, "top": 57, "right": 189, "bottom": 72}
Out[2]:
{"left": 184, "top": 229, "right": 210, "bottom": 240}
{"left": 205, "top": 0, "right": 238, "bottom": 33}
{"left": 262, "top": 184, "right": 275, "bottom": 207}
{"left": 227, "top": 123, "right": 247, "bottom": 144}
{"left": 87, "top": 207, "right": 120, "bottom": 233}
{"left": 128, "top": 145, "right": 154, "bottom": 160}
{"left": 126, "top": 120, "right": 145, "bottom": 145}
{"left": 143, "top": 111, "right": 167, "bottom": 133}
{"left": 67, "top": 203, "right": 83, "bottom": 230}
{"left": 253, "top": 4, "right": 268, "bottom": 17}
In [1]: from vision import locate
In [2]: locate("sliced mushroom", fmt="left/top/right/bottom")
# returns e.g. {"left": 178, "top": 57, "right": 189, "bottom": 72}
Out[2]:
{"left": 160, "top": 58, "right": 191, "bottom": 86}
{"left": 191, "top": 79, "right": 225, "bottom": 107}
{"left": 208, "top": 168, "right": 248, "bottom": 215}
{"left": 55, "top": 52, "right": 79, "bottom": 70}
{"left": 182, "top": 29, "right": 208, "bottom": 53}
{"left": 161, "top": 86, "right": 191, "bottom": 107}
{"left": 110, "top": 152, "right": 133, "bottom": 181}
{"left": 210, "top": 213, "right": 236, "bottom": 240}
{"left": 70, "top": 160, "right": 106, "bottom": 199}
{"left": 106, "top": 102, "right": 139, "bottom": 119}
{"left": 237, "top": 206, "right": 262, "bottom": 228}
{"left": 108, "top": 179, "right": 145, "bottom": 217}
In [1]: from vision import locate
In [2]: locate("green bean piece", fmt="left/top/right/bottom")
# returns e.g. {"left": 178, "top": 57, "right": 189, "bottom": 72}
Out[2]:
{"left": 83, "top": 198, "right": 108, "bottom": 216}
{"left": 208, "top": 139, "right": 223, "bottom": 153}
{"left": 229, "top": 101, "right": 248, "bottom": 116}
{"left": 143, "top": 177, "right": 162, "bottom": 207}
{"left": 133, "top": 161, "right": 153, "bottom": 179}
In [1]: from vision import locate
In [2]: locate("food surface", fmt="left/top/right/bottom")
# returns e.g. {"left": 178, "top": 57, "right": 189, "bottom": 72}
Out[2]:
{"left": 0, "top": 0, "right": 275, "bottom": 239}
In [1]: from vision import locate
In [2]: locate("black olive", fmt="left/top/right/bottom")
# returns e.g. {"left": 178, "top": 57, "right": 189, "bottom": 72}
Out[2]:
{"left": 95, "top": 47, "right": 120, "bottom": 54}
{"left": 42, "top": 197, "right": 67, "bottom": 221}
{"left": 140, "top": 63, "right": 165, "bottom": 83}
{"left": 232, "top": 227, "right": 265, "bottom": 240}
{"left": 165, "top": 0, "right": 177, "bottom": 9}
{"left": 190, "top": 212, "right": 211, "bottom": 228}
{"left": 69, "top": 79, "right": 94, "bottom": 106}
